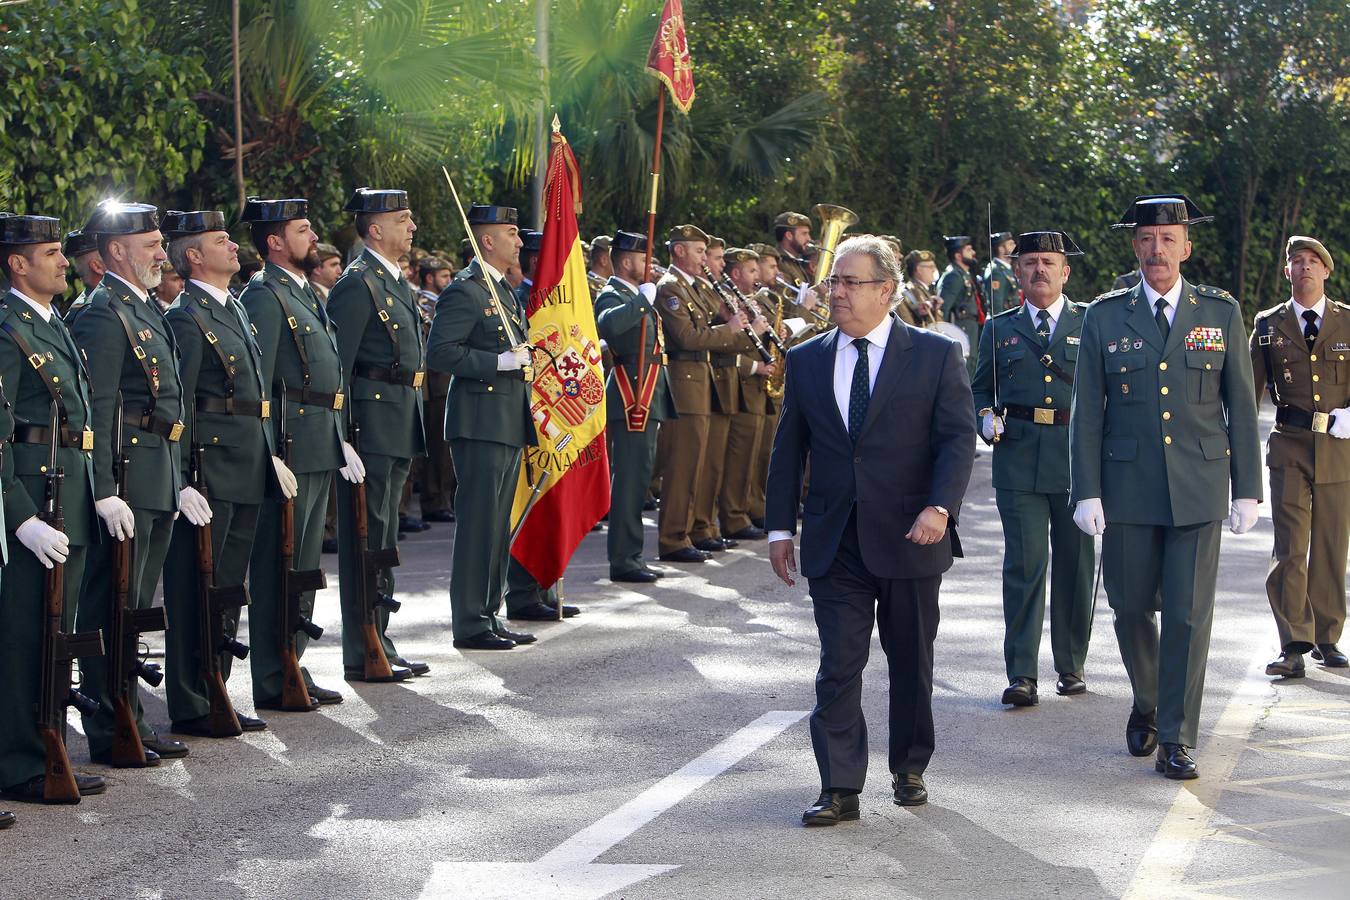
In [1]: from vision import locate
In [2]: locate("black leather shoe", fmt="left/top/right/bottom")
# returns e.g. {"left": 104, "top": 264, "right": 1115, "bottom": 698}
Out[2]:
{"left": 1056, "top": 672, "right": 1087, "bottom": 696}
{"left": 255, "top": 695, "right": 320, "bottom": 712}
{"left": 693, "top": 538, "right": 725, "bottom": 553}
{"left": 321, "top": 537, "right": 339, "bottom": 554}
{"left": 2, "top": 773, "right": 106, "bottom": 804}
{"left": 1312, "top": 643, "right": 1349, "bottom": 667}
{"left": 728, "top": 526, "right": 767, "bottom": 540}
{"left": 892, "top": 772, "right": 928, "bottom": 806}
{"left": 643, "top": 498, "right": 658, "bottom": 511}
{"left": 453, "top": 632, "right": 516, "bottom": 651}
{"left": 494, "top": 626, "right": 537, "bottom": 645}
{"left": 344, "top": 665, "right": 414, "bottom": 682}
{"left": 509, "top": 601, "right": 564, "bottom": 621}
{"left": 801, "top": 790, "right": 860, "bottom": 826}
{"left": 1156, "top": 743, "right": 1198, "bottom": 779}
{"left": 390, "top": 656, "right": 431, "bottom": 676}
{"left": 142, "top": 736, "right": 189, "bottom": 758}
{"left": 611, "top": 569, "right": 659, "bottom": 583}
{"left": 307, "top": 684, "right": 344, "bottom": 705}
{"left": 659, "top": 547, "right": 711, "bottom": 563}
{"left": 644, "top": 567, "right": 668, "bottom": 578}
{"left": 91, "top": 747, "right": 161, "bottom": 767}
{"left": 1266, "top": 652, "right": 1306, "bottom": 678}
{"left": 0, "top": 811, "right": 14, "bottom": 828}
{"left": 1001, "top": 677, "right": 1038, "bottom": 707}
{"left": 422, "top": 508, "right": 456, "bottom": 523}
{"left": 718, "top": 537, "right": 739, "bottom": 549}
{"left": 237, "top": 714, "right": 267, "bottom": 732}
{"left": 1126, "top": 706, "right": 1158, "bottom": 757}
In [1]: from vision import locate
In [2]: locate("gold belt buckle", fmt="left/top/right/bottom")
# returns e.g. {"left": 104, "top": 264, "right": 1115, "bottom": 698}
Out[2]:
{"left": 1312, "top": 411, "right": 1330, "bottom": 433}
{"left": 332, "top": 392, "right": 345, "bottom": 410}
{"left": 81, "top": 429, "right": 94, "bottom": 451}
{"left": 1033, "top": 407, "right": 1056, "bottom": 425}
{"left": 168, "top": 421, "right": 185, "bottom": 442}
{"left": 259, "top": 400, "right": 271, "bottom": 419}
{"left": 411, "top": 371, "right": 426, "bottom": 389}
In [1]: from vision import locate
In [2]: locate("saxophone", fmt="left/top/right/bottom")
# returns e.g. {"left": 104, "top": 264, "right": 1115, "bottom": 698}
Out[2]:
{"left": 767, "top": 290, "right": 787, "bottom": 400}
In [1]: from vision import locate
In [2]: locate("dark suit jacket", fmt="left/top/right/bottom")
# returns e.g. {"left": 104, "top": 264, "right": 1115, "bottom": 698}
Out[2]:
{"left": 765, "top": 316, "right": 976, "bottom": 580}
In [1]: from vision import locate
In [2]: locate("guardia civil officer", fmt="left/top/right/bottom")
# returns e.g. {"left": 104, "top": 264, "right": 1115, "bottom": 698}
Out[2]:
{"left": 1070, "top": 195, "right": 1262, "bottom": 779}
{"left": 937, "top": 235, "right": 983, "bottom": 376}
{"left": 973, "top": 231, "right": 1094, "bottom": 706}
{"left": 1252, "top": 236, "right": 1350, "bottom": 675}
{"left": 70, "top": 201, "right": 189, "bottom": 765}
{"left": 328, "top": 188, "right": 430, "bottom": 675}
{"left": 982, "top": 231, "right": 1021, "bottom": 316}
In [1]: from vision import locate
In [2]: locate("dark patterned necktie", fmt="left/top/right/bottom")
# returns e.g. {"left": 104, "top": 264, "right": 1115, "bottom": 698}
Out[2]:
{"left": 848, "top": 337, "right": 870, "bottom": 442}
{"left": 1303, "top": 309, "right": 1319, "bottom": 350}
{"left": 1155, "top": 298, "right": 1170, "bottom": 341}
{"left": 1036, "top": 309, "right": 1052, "bottom": 344}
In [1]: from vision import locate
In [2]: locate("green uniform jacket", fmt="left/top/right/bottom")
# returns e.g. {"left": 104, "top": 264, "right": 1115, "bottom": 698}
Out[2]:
{"left": 327, "top": 250, "right": 427, "bottom": 460}
{"left": 166, "top": 281, "right": 274, "bottom": 504}
{"left": 594, "top": 277, "right": 677, "bottom": 425}
{"left": 0, "top": 377, "right": 12, "bottom": 563}
{"left": 427, "top": 259, "right": 536, "bottom": 448}
{"left": 972, "top": 300, "right": 1085, "bottom": 494}
{"left": 238, "top": 262, "right": 344, "bottom": 475}
{"left": 0, "top": 295, "right": 96, "bottom": 547}
{"left": 1251, "top": 298, "right": 1350, "bottom": 483}
{"left": 70, "top": 274, "right": 184, "bottom": 511}
{"left": 1069, "top": 278, "right": 1263, "bottom": 525}
{"left": 937, "top": 264, "right": 979, "bottom": 323}
{"left": 982, "top": 258, "right": 1021, "bottom": 316}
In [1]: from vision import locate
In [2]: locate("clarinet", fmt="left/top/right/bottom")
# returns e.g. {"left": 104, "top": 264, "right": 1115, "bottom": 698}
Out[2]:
{"left": 721, "top": 275, "right": 788, "bottom": 355}
{"left": 702, "top": 265, "right": 773, "bottom": 363}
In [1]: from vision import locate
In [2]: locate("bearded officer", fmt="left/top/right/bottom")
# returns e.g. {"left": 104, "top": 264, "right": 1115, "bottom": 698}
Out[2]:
{"left": 1252, "top": 236, "right": 1350, "bottom": 675}
{"left": 937, "top": 235, "right": 983, "bottom": 376}
{"left": 328, "top": 188, "right": 430, "bottom": 676}
{"left": 1070, "top": 194, "right": 1262, "bottom": 779}
{"left": 983, "top": 231, "right": 1021, "bottom": 315}
{"left": 974, "top": 231, "right": 1094, "bottom": 707}
{"left": 70, "top": 200, "right": 190, "bottom": 766}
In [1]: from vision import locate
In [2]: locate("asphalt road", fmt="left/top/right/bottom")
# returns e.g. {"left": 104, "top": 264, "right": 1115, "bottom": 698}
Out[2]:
{"left": 5, "top": 428, "right": 1350, "bottom": 899}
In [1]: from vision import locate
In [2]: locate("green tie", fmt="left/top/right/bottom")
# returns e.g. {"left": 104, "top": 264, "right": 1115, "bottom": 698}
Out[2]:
{"left": 1155, "top": 298, "right": 1170, "bottom": 341}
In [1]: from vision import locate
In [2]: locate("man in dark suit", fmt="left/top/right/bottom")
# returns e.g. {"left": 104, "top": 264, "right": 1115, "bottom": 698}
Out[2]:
{"left": 767, "top": 235, "right": 975, "bottom": 826}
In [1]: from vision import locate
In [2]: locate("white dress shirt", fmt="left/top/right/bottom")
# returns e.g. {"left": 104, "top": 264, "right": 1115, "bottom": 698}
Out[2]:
{"left": 1289, "top": 295, "right": 1327, "bottom": 329}
{"left": 190, "top": 279, "right": 232, "bottom": 306}
{"left": 1141, "top": 276, "right": 1184, "bottom": 327}
{"left": 107, "top": 271, "right": 151, "bottom": 303}
{"left": 11, "top": 288, "right": 54, "bottom": 322}
{"left": 367, "top": 247, "right": 404, "bottom": 283}
{"left": 1023, "top": 294, "right": 1067, "bottom": 336}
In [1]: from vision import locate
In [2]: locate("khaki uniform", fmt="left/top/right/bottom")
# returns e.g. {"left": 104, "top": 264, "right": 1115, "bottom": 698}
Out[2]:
{"left": 720, "top": 354, "right": 768, "bottom": 536}
{"left": 692, "top": 279, "right": 741, "bottom": 545}
{"left": 1250, "top": 299, "right": 1350, "bottom": 652}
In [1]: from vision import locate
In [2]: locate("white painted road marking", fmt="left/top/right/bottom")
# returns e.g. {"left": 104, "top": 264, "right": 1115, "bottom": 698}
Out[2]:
{"left": 419, "top": 709, "right": 809, "bottom": 900}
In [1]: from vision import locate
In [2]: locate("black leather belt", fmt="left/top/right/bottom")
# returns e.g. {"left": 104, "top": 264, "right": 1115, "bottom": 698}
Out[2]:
{"left": 1277, "top": 405, "right": 1334, "bottom": 434}
{"left": 124, "top": 412, "right": 184, "bottom": 442}
{"left": 15, "top": 424, "right": 94, "bottom": 450}
{"left": 710, "top": 353, "right": 739, "bottom": 367}
{"left": 1004, "top": 403, "right": 1069, "bottom": 426}
{"left": 353, "top": 363, "right": 425, "bottom": 389}
{"left": 280, "top": 385, "right": 345, "bottom": 411}
{"left": 667, "top": 350, "right": 709, "bottom": 362}
{"left": 197, "top": 397, "right": 270, "bottom": 418}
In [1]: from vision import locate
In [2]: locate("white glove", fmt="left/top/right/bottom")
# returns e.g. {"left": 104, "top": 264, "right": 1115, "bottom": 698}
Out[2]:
{"left": 1329, "top": 407, "right": 1350, "bottom": 439}
{"left": 339, "top": 441, "right": 366, "bottom": 484}
{"left": 1073, "top": 498, "right": 1106, "bottom": 536}
{"left": 1229, "top": 498, "right": 1259, "bottom": 534}
{"left": 497, "top": 347, "right": 531, "bottom": 371}
{"left": 95, "top": 495, "right": 136, "bottom": 541}
{"left": 271, "top": 456, "right": 298, "bottom": 498}
{"left": 638, "top": 283, "right": 657, "bottom": 303}
{"left": 981, "top": 413, "right": 1005, "bottom": 441}
{"left": 16, "top": 516, "right": 69, "bottom": 569}
{"left": 178, "top": 486, "right": 213, "bottom": 527}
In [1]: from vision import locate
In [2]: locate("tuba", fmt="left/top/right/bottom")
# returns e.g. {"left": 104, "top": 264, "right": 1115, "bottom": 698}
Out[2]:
{"left": 809, "top": 203, "right": 859, "bottom": 287}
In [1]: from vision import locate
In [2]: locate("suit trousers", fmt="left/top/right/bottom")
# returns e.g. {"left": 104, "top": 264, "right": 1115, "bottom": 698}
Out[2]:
{"left": 1267, "top": 463, "right": 1349, "bottom": 651}
{"left": 806, "top": 513, "right": 941, "bottom": 792}
{"left": 250, "top": 470, "right": 333, "bottom": 698}
{"left": 164, "top": 499, "right": 261, "bottom": 722}
{"left": 657, "top": 412, "right": 709, "bottom": 554}
{"left": 718, "top": 408, "right": 763, "bottom": 536}
{"left": 338, "top": 453, "right": 411, "bottom": 667}
{"left": 1103, "top": 520, "right": 1221, "bottom": 748}
{"left": 996, "top": 489, "right": 1094, "bottom": 680}
{"left": 78, "top": 507, "right": 175, "bottom": 755}
{"left": 608, "top": 418, "right": 660, "bottom": 576}
{"left": 692, "top": 411, "right": 732, "bottom": 543}
{"left": 447, "top": 438, "right": 522, "bottom": 639}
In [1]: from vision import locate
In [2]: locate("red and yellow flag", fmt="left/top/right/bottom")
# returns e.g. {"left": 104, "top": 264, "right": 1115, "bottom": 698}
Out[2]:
{"left": 646, "top": 0, "right": 695, "bottom": 113}
{"left": 509, "top": 124, "right": 610, "bottom": 587}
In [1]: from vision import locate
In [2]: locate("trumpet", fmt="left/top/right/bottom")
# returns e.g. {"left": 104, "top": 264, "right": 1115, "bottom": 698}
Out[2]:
{"left": 775, "top": 276, "right": 832, "bottom": 329}
{"left": 720, "top": 275, "right": 787, "bottom": 356}
{"left": 702, "top": 265, "right": 773, "bottom": 364}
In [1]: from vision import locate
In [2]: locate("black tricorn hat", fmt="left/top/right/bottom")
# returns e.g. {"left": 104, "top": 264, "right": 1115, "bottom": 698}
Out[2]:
{"left": 467, "top": 204, "right": 518, "bottom": 226}
{"left": 520, "top": 230, "right": 543, "bottom": 252}
{"left": 85, "top": 200, "right": 159, "bottom": 236}
{"left": 611, "top": 230, "right": 648, "bottom": 254}
{"left": 0, "top": 213, "right": 62, "bottom": 245}
{"left": 1111, "top": 194, "right": 1213, "bottom": 230}
{"left": 241, "top": 197, "right": 308, "bottom": 223}
{"left": 1012, "top": 231, "right": 1084, "bottom": 257}
{"left": 344, "top": 187, "right": 409, "bottom": 214}
{"left": 64, "top": 228, "right": 98, "bottom": 257}
{"left": 162, "top": 210, "right": 228, "bottom": 239}
{"left": 943, "top": 235, "right": 972, "bottom": 254}
{"left": 990, "top": 231, "right": 1014, "bottom": 245}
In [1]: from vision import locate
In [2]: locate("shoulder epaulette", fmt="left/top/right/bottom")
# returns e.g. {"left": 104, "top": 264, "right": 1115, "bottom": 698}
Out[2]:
{"left": 1330, "top": 298, "right": 1349, "bottom": 311}
{"left": 347, "top": 258, "right": 368, "bottom": 274}
{"left": 1195, "top": 284, "right": 1238, "bottom": 304}
{"left": 1253, "top": 303, "right": 1284, "bottom": 321}
{"left": 1094, "top": 287, "right": 1131, "bottom": 303}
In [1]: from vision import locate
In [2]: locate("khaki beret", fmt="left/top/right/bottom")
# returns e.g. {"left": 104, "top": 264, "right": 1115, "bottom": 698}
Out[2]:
{"left": 315, "top": 242, "right": 341, "bottom": 261}
{"left": 747, "top": 242, "right": 779, "bottom": 260}
{"left": 706, "top": 235, "right": 726, "bottom": 250}
{"left": 774, "top": 211, "right": 810, "bottom": 229}
{"left": 724, "top": 247, "right": 759, "bottom": 265}
{"left": 1286, "top": 235, "right": 1333, "bottom": 272}
{"left": 905, "top": 249, "right": 935, "bottom": 267}
{"left": 668, "top": 224, "right": 709, "bottom": 245}
{"left": 590, "top": 235, "right": 612, "bottom": 251}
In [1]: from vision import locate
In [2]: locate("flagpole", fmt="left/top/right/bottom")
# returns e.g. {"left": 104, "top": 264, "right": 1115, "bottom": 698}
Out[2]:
{"left": 643, "top": 90, "right": 666, "bottom": 283}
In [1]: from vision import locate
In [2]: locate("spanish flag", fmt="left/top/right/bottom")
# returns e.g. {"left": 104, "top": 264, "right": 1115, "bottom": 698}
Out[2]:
{"left": 509, "top": 122, "right": 610, "bottom": 587}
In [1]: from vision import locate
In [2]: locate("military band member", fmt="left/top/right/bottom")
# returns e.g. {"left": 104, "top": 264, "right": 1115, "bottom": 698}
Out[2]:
{"left": 983, "top": 231, "right": 1021, "bottom": 316}
{"left": 0, "top": 214, "right": 105, "bottom": 803}
{"left": 1070, "top": 194, "right": 1262, "bottom": 779}
{"left": 721, "top": 247, "right": 777, "bottom": 540}
{"left": 155, "top": 260, "right": 184, "bottom": 312}
{"left": 415, "top": 256, "right": 456, "bottom": 523}
{"left": 654, "top": 225, "right": 754, "bottom": 563}
{"left": 328, "top": 188, "right": 430, "bottom": 675}
{"left": 1252, "top": 236, "right": 1350, "bottom": 675}
{"left": 160, "top": 211, "right": 294, "bottom": 733}
{"left": 240, "top": 197, "right": 362, "bottom": 698}
{"left": 898, "top": 249, "right": 941, "bottom": 326}
{"left": 595, "top": 231, "right": 672, "bottom": 582}
{"left": 774, "top": 211, "right": 813, "bottom": 288}
{"left": 937, "top": 235, "right": 982, "bottom": 376}
{"left": 63, "top": 227, "right": 103, "bottom": 321}
{"left": 747, "top": 242, "right": 794, "bottom": 528}
{"left": 427, "top": 203, "right": 539, "bottom": 650}
{"left": 71, "top": 201, "right": 189, "bottom": 765}
{"left": 973, "top": 231, "right": 1094, "bottom": 706}
{"left": 309, "top": 242, "right": 343, "bottom": 301}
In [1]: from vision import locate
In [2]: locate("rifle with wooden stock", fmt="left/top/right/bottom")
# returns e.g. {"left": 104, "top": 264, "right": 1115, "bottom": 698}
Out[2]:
{"left": 348, "top": 421, "right": 401, "bottom": 681}
{"left": 276, "top": 384, "right": 325, "bottom": 710}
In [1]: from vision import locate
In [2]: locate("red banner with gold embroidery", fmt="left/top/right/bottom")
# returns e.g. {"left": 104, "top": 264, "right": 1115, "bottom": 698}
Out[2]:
{"left": 646, "top": 0, "right": 695, "bottom": 113}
